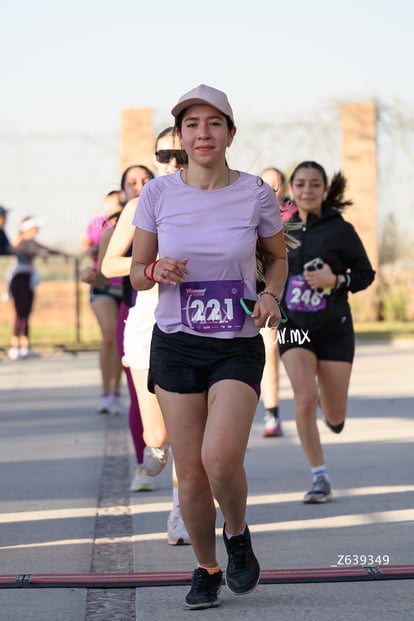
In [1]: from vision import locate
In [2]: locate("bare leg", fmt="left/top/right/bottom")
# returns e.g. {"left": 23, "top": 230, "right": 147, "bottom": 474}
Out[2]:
{"left": 261, "top": 331, "right": 283, "bottom": 436}
{"left": 281, "top": 348, "right": 323, "bottom": 468}
{"left": 260, "top": 334, "right": 280, "bottom": 410}
{"left": 130, "top": 367, "right": 168, "bottom": 448}
{"left": 318, "top": 360, "right": 352, "bottom": 426}
{"left": 204, "top": 380, "right": 257, "bottom": 534}
{"left": 156, "top": 380, "right": 257, "bottom": 567}
{"left": 155, "top": 388, "right": 217, "bottom": 567}
{"left": 91, "top": 298, "right": 122, "bottom": 395}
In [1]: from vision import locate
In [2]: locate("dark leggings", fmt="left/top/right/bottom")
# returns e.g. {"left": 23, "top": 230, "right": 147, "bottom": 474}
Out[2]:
{"left": 10, "top": 273, "right": 34, "bottom": 338}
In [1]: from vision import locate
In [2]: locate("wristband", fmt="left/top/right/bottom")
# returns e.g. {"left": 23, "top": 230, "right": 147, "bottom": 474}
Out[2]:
{"left": 259, "top": 290, "right": 280, "bottom": 305}
{"left": 334, "top": 274, "right": 348, "bottom": 290}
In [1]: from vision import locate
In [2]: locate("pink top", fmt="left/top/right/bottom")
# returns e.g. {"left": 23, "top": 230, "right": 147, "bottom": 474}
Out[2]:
{"left": 280, "top": 200, "right": 298, "bottom": 222}
{"left": 85, "top": 214, "right": 122, "bottom": 289}
{"left": 85, "top": 215, "right": 112, "bottom": 265}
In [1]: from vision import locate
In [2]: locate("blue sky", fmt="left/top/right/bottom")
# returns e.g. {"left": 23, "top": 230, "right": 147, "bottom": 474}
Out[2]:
{"left": 1, "top": 0, "right": 414, "bottom": 250}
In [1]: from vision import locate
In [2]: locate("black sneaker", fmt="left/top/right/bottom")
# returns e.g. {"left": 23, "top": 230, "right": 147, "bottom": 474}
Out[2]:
{"left": 323, "top": 416, "right": 345, "bottom": 434}
{"left": 223, "top": 523, "right": 260, "bottom": 595}
{"left": 185, "top": 567, "right": 222, "bottom": 609}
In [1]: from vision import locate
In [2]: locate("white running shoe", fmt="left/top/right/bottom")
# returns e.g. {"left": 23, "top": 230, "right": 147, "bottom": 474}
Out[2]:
{"left": 143, "top": 445, "right": 170, "bottom": 477}
{"left": 130, "top": 465, "right": 155, "bottom": 492}
{"left": 97, "top": 395, "right": 113, "bottom": 414}
{"left": 19, "top": 347, "right": 39, "bottom": 359}
{"left": 8, "top": 347, "right": 20, "bottom": 361}
{"left": 167, "top": 509, "right": 191, "bottom": 546}
{"left": 263, "top": 412, "right": 284, "bottom": 438}
{"left": 110, "top": 394, "right": 125, "bottom": 415}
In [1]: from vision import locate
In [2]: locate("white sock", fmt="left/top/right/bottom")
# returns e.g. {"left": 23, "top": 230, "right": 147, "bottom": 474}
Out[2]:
{"left": 172, "top": 485, "right": 180, "bottom": 514}
{"left": 311, "top": 465, "right": 329, "bottom": 481}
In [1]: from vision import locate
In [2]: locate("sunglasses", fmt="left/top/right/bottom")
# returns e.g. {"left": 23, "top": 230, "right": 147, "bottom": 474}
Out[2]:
{"left": 155, "top": 149, "right": 188, "bottom": 165}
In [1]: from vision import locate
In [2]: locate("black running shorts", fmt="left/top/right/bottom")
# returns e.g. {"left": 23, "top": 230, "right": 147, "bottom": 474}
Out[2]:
{"left": 148, "top": 324, "right": 265, "bottom": 395}
{"left": 278, "top": 313, "right": 355, "bottom": 363}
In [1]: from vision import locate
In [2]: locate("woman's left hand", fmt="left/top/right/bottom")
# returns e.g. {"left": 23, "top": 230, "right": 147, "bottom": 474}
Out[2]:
{"left": 251, "top": 295, "right": 282, "bottom": 329}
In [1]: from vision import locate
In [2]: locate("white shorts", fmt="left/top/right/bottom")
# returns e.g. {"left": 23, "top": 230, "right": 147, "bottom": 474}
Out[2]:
{"left": 122, "top": 289, "right": 158, "bottom": 370}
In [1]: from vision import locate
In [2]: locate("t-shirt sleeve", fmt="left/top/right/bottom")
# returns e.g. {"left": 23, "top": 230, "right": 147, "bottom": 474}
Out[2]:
{"left": 132, "top": 183, "right": 157, "bottom": 233}
{"left": 256, "top": 182, "right": 283, "bottom": 238}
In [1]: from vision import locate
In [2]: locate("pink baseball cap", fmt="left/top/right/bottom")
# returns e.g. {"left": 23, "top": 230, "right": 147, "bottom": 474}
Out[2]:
{"left": 171, "top": 84, "right": 234, "bottom": 124}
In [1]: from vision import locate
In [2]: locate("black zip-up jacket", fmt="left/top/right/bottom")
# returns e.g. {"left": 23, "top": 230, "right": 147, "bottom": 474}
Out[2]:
{"left": 281, "top": 206, "right": 376, "bottom": 331}
{"left": 0, "top": 229, "right": 11, "bottom": 255}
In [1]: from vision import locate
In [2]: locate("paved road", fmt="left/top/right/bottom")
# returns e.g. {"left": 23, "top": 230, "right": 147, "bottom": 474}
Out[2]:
{"left": 0, "top": 341, "right": 413, "bottom": 620}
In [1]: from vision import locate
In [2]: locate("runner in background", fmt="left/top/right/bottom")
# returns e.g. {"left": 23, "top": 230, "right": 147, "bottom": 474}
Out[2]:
{"left": 0, "top": 205, "right": 12, "bottom": 256}
{"left": 102, "top": 129, "right": 191, "bottom": 544}
{"left": 80, "top": 190, "right": 124, "bottom": 414}
{"left": 259, "top": 167, "right": 297, "bottom": 437}
{"left": 8, "top": 216, "right": 70, "bottom": 360}
{"left": 115, "top": 165, "right": 155, "bottom": 491}
{"left": 278, "top": 161, "right": 375, "bottom": 504}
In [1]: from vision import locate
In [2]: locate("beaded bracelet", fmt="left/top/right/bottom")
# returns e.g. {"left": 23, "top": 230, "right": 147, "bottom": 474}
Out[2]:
{"left": 259, "top": 290, "right": 281, "bottom": 305}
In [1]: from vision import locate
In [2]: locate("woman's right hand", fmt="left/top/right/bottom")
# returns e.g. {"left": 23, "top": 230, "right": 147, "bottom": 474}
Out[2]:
{"left": 153, "top": 257, "right": 189, "bottom": 285}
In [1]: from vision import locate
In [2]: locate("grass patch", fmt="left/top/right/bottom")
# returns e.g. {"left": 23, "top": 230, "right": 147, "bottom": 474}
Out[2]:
{"left": 0, "top": 324, "right": 101, "bottom": 352}
{"left": 2, "top": 321, "right": 413, "bottom": 354}
{"left": 354, "top": 321, "right": 414, "bottom": 341}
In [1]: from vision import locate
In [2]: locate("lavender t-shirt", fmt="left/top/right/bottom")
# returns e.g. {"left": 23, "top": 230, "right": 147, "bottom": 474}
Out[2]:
{"left": 133, "top": 171, "right": 282, "bottom": 338}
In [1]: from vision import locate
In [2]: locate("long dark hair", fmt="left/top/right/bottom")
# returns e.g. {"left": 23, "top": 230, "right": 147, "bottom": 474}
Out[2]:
{"left": 255, "top": 176, "right": 279, "bottom": 282}
{"left": 120, "top": 165, "right": 155, "bottom": 192}
{"left": 290, "top": 161, "right": 353, "bottom": 211}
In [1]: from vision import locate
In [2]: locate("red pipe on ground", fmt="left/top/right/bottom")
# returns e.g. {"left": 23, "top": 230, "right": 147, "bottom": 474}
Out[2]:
{"left": 0, "top": 565, "right": 413, "bottom": 589}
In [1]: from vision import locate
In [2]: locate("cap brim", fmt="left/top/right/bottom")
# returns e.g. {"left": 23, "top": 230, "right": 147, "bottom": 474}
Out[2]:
{"left": 171, "top": 98, "right": 230, "bottom": 120}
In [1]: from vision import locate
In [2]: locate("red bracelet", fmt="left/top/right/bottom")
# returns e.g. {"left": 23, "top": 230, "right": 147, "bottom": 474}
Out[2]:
{"left": 259, "top": 290, "right": 280, "bottom": 305}
{"left": 144, "top": 261, "right": 158, "bottom": 283}
{"left": 143, "top": 263, "right": 153, "bottom": 282}
{"left": 151, "top": 260, "right": 160, "bottom": 282}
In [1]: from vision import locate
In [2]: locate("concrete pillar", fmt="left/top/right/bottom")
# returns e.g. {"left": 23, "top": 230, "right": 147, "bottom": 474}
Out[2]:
{"left": 341, "top": 102, "right": 379, "bottom": 321}
{"left": 120, "top": 108, "right": 155, "bottom": 177}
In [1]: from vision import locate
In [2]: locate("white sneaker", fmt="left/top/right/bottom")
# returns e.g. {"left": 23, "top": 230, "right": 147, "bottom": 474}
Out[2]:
{"left": 130, "top": 465, "right": 155, "bottom": 492}
{"left": 19, "top": 347, "right": 39, "bottom": 359}
{"left": 167, "top": 509, "right": 191, "bottom": 546}
{"left": 263, "top": 412, "right": 283, "bottom": 437}
{"left": 97, "top": 395, "right": 113, "bottom": 414}
{"left": 8, "top": 347, "right": 20, "bottom": 361}
{"left": 143, "top": 445, "right": 170, "bottom": 476}
{"left": 110, "top": 394, "right": 124, "bottom": 415}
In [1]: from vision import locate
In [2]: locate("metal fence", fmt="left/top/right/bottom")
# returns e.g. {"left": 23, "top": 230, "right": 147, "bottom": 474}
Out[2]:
{"left": 0, "top": 254, "right": 100, "bottom": 352}
{"left": 1, "top": 253, "right": 413, "bottom": 356}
